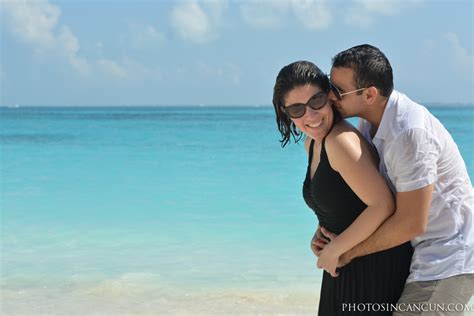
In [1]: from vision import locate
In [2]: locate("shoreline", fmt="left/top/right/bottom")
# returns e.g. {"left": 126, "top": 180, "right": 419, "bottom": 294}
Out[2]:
{"left": 1, "top": 279, "right": 321, "bottom": 315}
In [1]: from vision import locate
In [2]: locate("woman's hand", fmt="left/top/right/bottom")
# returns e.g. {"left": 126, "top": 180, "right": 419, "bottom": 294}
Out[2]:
{"left": 315, "top": 227, "right": 341, "bottom": 277}
{"left": 317, "top": 243, "right": 341, "bottom": 277}
{"left": 320, "top": 227, "right": 354, "bottom": 268}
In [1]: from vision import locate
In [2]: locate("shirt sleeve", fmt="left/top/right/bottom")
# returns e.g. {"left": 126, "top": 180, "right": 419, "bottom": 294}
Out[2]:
{"left": 386, "top": 128, "right": 440, "bottom": 192}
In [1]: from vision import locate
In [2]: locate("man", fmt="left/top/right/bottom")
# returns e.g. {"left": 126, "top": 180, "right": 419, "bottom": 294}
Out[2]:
{"left": 314, "top": 44, "right": 473, "bottom": 315}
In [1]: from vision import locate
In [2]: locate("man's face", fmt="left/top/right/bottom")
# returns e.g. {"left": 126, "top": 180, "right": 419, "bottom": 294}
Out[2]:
{"left": 329, "top": 67, "right": 365, "bottom": 119}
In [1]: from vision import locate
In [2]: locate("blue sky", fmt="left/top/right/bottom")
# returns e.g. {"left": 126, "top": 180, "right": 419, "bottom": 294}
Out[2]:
{"left": 1, "top": 0, "right": 473, "bottom": 106}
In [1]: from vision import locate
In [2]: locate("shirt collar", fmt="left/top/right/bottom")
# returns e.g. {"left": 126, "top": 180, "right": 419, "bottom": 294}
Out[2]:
{"left": 373, "top": 90, "right": 398, "bottom": 141}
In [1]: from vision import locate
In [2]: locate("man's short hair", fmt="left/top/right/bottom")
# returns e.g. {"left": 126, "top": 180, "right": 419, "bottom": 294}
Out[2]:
{"left": 332, "top": 44, "right": 394, "bottom": 97}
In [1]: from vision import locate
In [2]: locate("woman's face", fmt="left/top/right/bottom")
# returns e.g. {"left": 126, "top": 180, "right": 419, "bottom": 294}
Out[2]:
{"left": 284, "top": 84, "right": 334, "bottom": 142}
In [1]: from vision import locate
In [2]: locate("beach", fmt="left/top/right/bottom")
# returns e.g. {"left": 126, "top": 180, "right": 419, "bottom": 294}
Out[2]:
{"left": 1, "top": 280, "right": 321, "bottom": 315}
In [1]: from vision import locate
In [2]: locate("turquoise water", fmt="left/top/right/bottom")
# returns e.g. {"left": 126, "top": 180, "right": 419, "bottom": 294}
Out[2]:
{"left": 1, "top": 106, "right": 473, "bottom": 315}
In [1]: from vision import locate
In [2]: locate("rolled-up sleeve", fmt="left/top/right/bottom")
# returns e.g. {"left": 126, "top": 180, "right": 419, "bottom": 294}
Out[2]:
{"left": 386, "top": 128, "right": 440, "bottom": 192}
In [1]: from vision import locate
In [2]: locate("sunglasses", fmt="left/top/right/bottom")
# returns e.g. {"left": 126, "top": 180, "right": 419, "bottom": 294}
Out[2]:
{"left": 330, "top": 81, "right": 367, "bottom": 100}
{"left": 283, "top": 91, "right": 328, "bottom": 119}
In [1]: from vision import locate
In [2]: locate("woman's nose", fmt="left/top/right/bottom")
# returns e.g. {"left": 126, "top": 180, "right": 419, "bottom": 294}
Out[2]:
{"left": 304, "top": 105, "right": 321, "bottom": 117}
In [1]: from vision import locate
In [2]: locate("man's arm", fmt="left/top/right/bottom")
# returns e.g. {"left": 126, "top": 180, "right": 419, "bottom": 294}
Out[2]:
{"left": 338, "top": 184, "right": 434, "bottom": 266}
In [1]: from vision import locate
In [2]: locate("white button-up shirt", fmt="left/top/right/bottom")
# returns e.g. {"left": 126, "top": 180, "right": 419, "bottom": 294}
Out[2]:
{"left": 359, "top": 90, "right": 474, "bottom": 283}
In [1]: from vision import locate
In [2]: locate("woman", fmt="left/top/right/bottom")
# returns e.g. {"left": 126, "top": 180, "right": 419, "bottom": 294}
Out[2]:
{"left": 272, "top": 61, "right": 412, "bottom": 315}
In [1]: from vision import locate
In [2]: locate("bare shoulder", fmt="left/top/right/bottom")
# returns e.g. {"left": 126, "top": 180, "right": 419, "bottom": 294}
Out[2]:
{"left": 326, "top": 121, "right": 365, "bottom": 150}
{"left": 325, "top": 121, "right": 376, "bottom": 170}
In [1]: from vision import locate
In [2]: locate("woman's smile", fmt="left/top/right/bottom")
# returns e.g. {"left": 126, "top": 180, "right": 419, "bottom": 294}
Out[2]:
{"left": 305, "top": 120, "right": 323, "bottom": 129}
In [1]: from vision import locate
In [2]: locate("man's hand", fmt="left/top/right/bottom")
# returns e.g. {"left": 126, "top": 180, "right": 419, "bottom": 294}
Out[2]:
{"left": 311, "top": 225, "right": 329, "bottom": 257}
{"left": 311, "top": 226, "right": 337, "bottom": 257}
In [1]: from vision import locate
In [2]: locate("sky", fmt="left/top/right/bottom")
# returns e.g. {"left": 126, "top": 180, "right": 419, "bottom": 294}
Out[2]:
{"left": 0, "top": 0, "right": 473, "bottom": 106}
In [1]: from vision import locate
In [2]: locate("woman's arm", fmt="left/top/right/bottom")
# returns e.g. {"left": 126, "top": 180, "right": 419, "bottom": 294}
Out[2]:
{"left": 316, "top": 123, "right": 395, "bottom": 277}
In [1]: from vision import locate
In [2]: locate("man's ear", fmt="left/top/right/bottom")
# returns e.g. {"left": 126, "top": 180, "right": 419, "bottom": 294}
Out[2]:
{"left": 365, "top": 86, "right": 378, "bottom": 105}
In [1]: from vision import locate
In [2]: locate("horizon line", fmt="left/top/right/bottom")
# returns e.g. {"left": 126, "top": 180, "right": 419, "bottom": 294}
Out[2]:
{"left": 1, "top": 103, "right": 474, "bottom": 108}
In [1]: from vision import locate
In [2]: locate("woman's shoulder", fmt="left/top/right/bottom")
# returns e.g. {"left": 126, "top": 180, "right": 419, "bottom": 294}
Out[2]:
{"left": 326, "top": 120, "right": 364, "bottom": 146}
{"left": 325, "top": 121, "right": 371, "bottom": 171}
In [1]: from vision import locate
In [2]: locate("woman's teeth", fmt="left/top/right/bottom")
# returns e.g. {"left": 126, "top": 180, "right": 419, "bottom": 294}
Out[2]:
{"left": 306, "top": 121, "right": 322, "bottom": 128}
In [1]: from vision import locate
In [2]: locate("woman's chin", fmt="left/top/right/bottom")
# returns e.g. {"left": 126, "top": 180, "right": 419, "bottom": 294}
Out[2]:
{"left": 305, "top": 128, "right": 329, "bottom": 142}
{"left": 305, "top": 132, "right": 324, "bottom": 143}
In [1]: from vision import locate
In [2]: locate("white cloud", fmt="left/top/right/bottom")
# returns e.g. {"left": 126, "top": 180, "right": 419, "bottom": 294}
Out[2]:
{"left": 128, "top": 23, "right": 165, "bottom": 49}
{"left": 239, "top": 0, "right": 331, "bottom": 30}
{"left": 170, "top": 1, "right": 212, "bottom": 43}
{"left": 444, "top": 32, "right": 474, "bottom": 77}
{"left": 291, "top": 0, "right": 332, "bottom": 30}
{"left": 344, "top": 9, "right": 373, "bottom": 28}
{"left": 57, "top": 26, "right": 89, "bottom": 74}
{"left": 356, "top": 0, "right": 401, "bottom": 15}
{"left": 96, "top": 57, "right": 163, "bottom": 82}
{"left": 360, "top": 0, "right": 422, "bottom": 14}
{"left": 1, "top": 0, "right": 59, "bottom": 51}
{"left": 240, "top": 0, "right": 290, "bottom": 29}
{"left": 1, "top": 0, "right": 90, "bottom": 74}
{"left": 97, "top": 59, "right": 127, "bottom": 79}
{"left": 1, "top": 1, "right": 166, "bottom": 85}
{"left": 169, "top": 0, "right": 229, "bottom": 43}
{"left": 345, "top": 0, "right": 422, "bottom": 28}
{"left": 417, "top": 33, "right": 473, "bottom": 101}
{"left": 196, "top": 61, "right": 242, "bottom": 85}
{"left": 201, "top": 0, "right": 229, "bottom": 21}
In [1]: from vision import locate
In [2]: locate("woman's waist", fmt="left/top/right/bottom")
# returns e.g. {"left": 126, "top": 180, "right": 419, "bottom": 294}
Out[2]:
{"left": 317, "top": 213, "right": 361, "bottom": 235}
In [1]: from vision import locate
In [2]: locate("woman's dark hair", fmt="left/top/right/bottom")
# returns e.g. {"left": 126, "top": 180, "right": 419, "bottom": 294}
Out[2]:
{"left": 272, "top": 60, "right": 338, "bottom": 147}
{"left": 332, "top": 44, "right": 393, "bottom": 97}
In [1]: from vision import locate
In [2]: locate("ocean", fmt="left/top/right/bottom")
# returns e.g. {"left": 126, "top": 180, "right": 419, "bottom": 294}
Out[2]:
{"left": 1, "top": 105, "right": 473, "bottom": 315}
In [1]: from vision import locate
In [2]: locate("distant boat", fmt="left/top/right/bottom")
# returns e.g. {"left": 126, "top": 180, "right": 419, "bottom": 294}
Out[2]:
{"left": 8, "top": 104, "right": 20, "bottom": 108}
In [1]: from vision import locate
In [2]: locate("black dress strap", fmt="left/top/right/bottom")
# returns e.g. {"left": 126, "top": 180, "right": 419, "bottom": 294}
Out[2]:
{"left": 308, "top": 138, "right": 315, "bottom": 163}
{"left": 322, "top": 136, "right": 329, "bottom": 157}
{"left": 321, "top": 120, "right": 337, "bottom": 156}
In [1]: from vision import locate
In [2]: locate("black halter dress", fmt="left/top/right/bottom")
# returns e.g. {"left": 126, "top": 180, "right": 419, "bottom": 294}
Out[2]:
{"left": 303, "top": 137, "right": 413, "bottom": 315}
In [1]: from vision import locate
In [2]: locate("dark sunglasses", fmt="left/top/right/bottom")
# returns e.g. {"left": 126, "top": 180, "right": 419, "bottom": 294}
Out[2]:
{"left": 283, "top": 91, "right": 328, "bottom": 119}
{"left": 330, "top": 81, "right": 367, "bottom": 100}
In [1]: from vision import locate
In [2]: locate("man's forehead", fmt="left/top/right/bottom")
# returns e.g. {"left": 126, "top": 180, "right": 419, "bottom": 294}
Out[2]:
{"left": 330, "top": 67, "right": 355, "bottom": 85}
